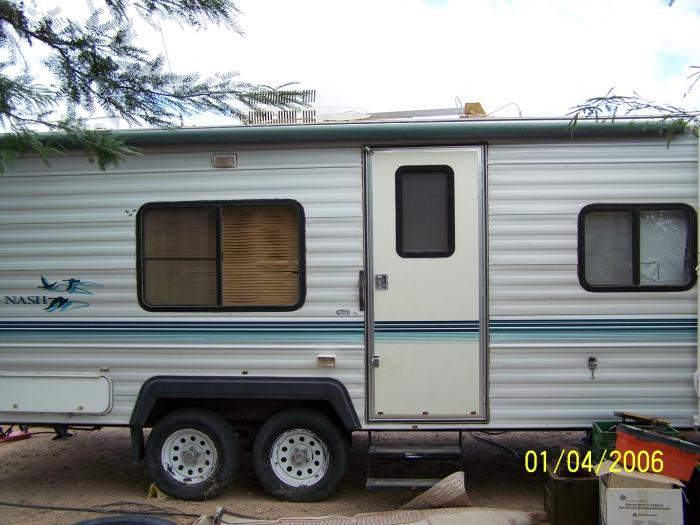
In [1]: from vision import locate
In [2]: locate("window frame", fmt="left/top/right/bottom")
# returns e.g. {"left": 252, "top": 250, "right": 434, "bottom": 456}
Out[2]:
{"left": 136, "top": 199, "right": 306, "bottom": 312}
{"left": 395, "top": 164, "right": 456, "bottom": 258}
{"left": 577, "top": 202, "right": 697, "bottom": 293}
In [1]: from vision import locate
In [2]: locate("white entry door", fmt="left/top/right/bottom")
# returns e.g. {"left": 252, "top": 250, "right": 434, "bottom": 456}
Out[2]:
{"left": 367, "top": 147, "right": 485, "bottom": 420}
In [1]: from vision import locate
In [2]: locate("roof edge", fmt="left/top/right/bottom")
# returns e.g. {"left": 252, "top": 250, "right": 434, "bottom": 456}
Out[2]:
{"left": 9, "top": 118, "right": 687, "bottom": 149}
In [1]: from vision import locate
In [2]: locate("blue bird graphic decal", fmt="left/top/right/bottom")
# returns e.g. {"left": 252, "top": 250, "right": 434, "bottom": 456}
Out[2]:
{"left": 62, "top": 278, "right": 103, "bottom": 295}
{"left": 39, "top": 276, "right": 58, "bottom": 290}
{"left": 44, "top": 297, "right": 89, "bottom": 312}
{"left": 37, "top": 276, "right": 103, "bottom": 313}
{"left": 38, "top": 276, "right": 103, "bottom": 295}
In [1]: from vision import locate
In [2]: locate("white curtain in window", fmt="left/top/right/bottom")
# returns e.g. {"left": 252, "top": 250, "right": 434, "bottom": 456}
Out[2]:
{"left": 640, "top": 210, "right": 689, "bottom": 285}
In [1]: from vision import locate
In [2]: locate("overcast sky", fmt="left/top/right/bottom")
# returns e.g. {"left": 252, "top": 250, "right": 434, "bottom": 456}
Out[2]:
{"left": 34, "top": 0, "right": 700, "bottom": 124}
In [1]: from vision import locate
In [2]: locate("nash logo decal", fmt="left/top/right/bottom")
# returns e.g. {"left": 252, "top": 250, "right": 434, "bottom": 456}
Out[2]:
{"left": 3, "top": 276, "right": 103, "bottom": 313}
{"left": 4, "top": 296, "right": 50, "bottom": 305}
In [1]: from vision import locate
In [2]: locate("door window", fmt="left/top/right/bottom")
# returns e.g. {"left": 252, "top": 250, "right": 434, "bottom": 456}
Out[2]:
{"left": 395, "top": 165, "right": 455, "bottom": 258}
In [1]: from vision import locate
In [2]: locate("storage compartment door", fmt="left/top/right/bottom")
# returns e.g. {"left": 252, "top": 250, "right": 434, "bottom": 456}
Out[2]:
{"left": 0, "top": 373, "right": 112, "bottom": 415}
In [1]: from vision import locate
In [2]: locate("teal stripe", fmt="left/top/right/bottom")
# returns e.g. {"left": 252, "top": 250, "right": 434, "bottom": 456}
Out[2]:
{"left": 0, "top": 319, "right": 695, "bottom": 344}
{"left": 0, "top": 321, "right": 364, "bottom": 343}
{"left": 375, "top": 333, "right": 479, "bottom": 342}
{"left": 1, "top": 331, "right": 364, "bottom": 343}
{"left": 374, "top": 320, "right": 479, "bottom": 343}
{"left": 489, "top": 318, "right": 696, "bottom": 343}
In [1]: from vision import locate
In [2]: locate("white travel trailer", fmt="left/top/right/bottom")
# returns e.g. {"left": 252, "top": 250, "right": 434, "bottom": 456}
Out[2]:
{"left": 0, "top": 117, "right": 698, "bottom": 501}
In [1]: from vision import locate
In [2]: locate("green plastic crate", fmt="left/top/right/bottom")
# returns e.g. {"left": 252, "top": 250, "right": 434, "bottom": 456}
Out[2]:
{"left": 592, "top": 420, "right": 679, "bottom": 462}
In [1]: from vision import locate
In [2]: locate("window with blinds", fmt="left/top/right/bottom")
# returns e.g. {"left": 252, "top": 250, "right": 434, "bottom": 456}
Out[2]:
{"left": 139, "top": 201, "right": 305, "bottom": 310}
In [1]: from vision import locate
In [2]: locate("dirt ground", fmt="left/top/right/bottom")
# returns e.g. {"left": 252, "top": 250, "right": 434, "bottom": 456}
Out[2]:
{"left": 0, "top": 426, "right": 672, "bottom": 525}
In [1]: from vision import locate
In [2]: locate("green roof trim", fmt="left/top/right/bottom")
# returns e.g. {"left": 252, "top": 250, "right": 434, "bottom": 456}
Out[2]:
{"left": 112, "top": 118, "right": 679, "bottom": 147}
{"left": 10, "top": 118, "right": 683, "bottom": 150}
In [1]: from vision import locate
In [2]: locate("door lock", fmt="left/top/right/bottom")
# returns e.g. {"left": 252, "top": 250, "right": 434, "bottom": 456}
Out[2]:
{"left": 375, "top": 274, "right": 388, "bottom": 290}
{"left": 588, "top": 356, "right": 597, "bottom": 380}
{"left": 371, "top": 356, "right": 380, "bottom": 368}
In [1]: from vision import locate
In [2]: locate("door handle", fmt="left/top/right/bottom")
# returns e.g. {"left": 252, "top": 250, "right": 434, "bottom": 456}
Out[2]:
{"left": 359, "top": 270, "right": 365, "bottom": 311}
{"left": 375, "top": 274, "right": 388, "bottom": 290}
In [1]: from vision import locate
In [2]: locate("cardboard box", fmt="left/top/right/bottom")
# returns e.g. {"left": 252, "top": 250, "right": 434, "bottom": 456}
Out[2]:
{"left": 598, "top": 461, "right": 684, "bottom": 525}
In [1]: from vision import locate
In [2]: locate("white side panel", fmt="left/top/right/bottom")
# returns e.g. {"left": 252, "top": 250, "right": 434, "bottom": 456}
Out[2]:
{"left": 0, "top": 373, "right": 111, "bottom": 415}
{"left": 371, "top": 150, "right": 480, "bottom": 320}
{"left": 373, "top": 342, "right": 480, "bottom": 415}
{"left": 0, "top": 147, "right": 366, "bottom": 425}
{"left": 487, "top": 136, "right": 699, "bottom": 427}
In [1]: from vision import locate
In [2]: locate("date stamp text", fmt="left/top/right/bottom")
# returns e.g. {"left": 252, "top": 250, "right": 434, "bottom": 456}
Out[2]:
{"left": 524, "top": 449, "right": 664, "bottom": 475}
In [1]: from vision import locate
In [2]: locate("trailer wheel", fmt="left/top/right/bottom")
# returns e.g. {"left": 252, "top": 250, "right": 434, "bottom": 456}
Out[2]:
{"left": 253, "top": 408, "right": 348, "bottom": 502}
{"left": 146, "top": 408, "right": 239, "bottom": 501}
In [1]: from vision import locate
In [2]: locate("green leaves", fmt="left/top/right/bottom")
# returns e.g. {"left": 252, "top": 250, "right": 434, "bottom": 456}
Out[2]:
{"left": 61, "top": 126, "right": 140, "bottom": 170}
{"left": 106, "top": 0, "right": 242, "bottom": 30}
{"left": 568, "top": 89, "right": 700, "bottom": 141}
{"left": 0, "top": 118, "right": 139, "bottom": 173}
{"left": 0, "top": 0, "right": 311, "bottom": 172}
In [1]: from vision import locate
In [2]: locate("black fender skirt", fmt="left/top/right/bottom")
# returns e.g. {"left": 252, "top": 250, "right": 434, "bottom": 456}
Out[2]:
{"left": 129, "top": 376, "right": 361, "bottom": 431}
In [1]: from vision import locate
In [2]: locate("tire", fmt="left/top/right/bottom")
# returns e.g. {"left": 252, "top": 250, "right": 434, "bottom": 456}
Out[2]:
{"left": 253, "top": 408, "right": 348, "bottom": 502}
{"left": 146, "top": 408, "right": 239, "bottom": 501}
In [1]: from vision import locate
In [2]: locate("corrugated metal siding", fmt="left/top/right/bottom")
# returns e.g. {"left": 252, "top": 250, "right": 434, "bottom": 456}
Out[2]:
{"left": 0, "top": 147, "right": 366, "bottom": 424}
{"left": 487, "top": 136, "right": 698, "bottom": 427}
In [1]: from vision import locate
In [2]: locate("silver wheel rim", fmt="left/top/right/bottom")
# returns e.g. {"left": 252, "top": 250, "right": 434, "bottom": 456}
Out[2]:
{"left": 270, "top": 428, "right": 329, "bottom": 487}
{"left": 161, "top": 428, "right": 218, "bottom": 485}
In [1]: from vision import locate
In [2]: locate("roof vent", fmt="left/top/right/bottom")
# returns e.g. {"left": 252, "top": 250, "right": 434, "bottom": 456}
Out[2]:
{"left": 246, "top": 90, "right": 316, "bottom": 125}
{"left": 246, "top": 109, "right": 317, "bottom": 125}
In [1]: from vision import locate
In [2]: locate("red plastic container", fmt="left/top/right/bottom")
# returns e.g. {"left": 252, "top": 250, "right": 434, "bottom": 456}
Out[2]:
{"left": 615, "top": 423, "right": 700, "bottom": 481}
{"left": 0, "top": 430, "right": 31, "bottom": 443}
